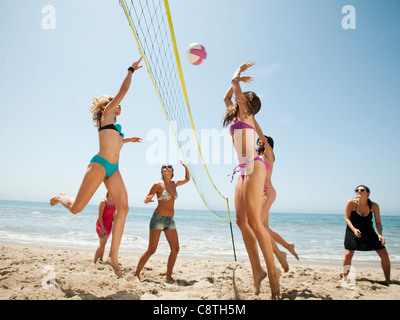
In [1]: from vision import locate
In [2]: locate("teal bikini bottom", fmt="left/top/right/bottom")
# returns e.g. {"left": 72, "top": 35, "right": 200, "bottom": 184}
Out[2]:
{"left": 90, "top": 155, "right": 119, "bottom": 178}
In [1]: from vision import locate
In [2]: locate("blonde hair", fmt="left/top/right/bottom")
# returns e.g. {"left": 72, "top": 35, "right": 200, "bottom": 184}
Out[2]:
{"left": 89, "top": 95, "right": 114, "bottom": 128}
{"left": 223, "top": 91, "right": 261, "bottom": 127}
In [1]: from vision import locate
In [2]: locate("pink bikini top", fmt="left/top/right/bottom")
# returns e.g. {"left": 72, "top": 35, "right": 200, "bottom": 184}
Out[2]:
{"left": 102, "top": 199, "right": 116, "bottom": 225}
{"left": 257, "top": 155, "right": 273, "bottom": 171}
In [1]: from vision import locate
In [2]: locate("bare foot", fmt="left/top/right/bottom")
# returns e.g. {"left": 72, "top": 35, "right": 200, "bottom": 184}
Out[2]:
{"left": 106, "top": 258, "right": 123, "bottom": 278}
{"left": 288, "top": 242, "right": 299, "bottom": 260}
{"left": 133, "top": 274, "right": 141, "bottom": 283}
{"left": 271, "top": 267, "right": 281, "bottom": 300}
{"left": 278, "top": 251, "right": 289, "bottom": 272}
{"left": 253, "top": 270, "right": 267, "bottom": 295}
{"left": 93, "top": 255, "right": 103, "bottom": 264}
{"left": 166, "top": 276, "right": 176, "bottom": 283}
{"left": 50, "top": 193, "right": 65, "bottom": 206}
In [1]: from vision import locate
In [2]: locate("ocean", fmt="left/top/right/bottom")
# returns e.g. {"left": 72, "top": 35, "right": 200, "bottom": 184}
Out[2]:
{"left": 1, "top": 199, "right": 399, "bottom": 266}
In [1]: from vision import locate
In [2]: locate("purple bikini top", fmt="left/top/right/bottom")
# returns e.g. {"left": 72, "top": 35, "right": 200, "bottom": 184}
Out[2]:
{"left": 229, "top": 118, "right": 255, "bottom": 136}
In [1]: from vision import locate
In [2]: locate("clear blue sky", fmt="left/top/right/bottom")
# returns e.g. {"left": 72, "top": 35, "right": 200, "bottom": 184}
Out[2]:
{"left": 0, "top": 0, "right": 399, "bottom": 214}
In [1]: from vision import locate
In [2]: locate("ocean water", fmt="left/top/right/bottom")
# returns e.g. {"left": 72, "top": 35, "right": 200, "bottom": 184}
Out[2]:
{"left": 0, "top": 199, "right": 399, "bottom": 266}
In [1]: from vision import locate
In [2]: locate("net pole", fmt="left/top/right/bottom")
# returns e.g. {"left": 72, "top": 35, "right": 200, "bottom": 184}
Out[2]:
{"left": 226, "top": 199, "right": 237, "bottom": 261}
{"left": 229, "top": 222, "right": 237, "bottom": 262}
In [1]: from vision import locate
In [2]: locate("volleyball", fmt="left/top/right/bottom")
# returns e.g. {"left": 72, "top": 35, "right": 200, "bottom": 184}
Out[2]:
{"left": 186, "top": 43, "right": 207, "bottom": 65}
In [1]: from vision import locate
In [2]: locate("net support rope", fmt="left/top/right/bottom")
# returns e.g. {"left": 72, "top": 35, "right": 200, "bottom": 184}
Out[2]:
{"left": 119, "top": 0, "right": 236, "bottom": 261}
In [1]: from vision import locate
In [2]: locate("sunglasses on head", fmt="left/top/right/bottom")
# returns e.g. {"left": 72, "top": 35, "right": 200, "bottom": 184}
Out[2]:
{"left": 162, "top": 165, "right": 173, "bottom": 169}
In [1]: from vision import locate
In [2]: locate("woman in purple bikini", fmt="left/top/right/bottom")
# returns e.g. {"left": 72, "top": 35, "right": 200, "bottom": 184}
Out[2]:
{"left": 223, "top": 61, "right": 280, "bottom": 299}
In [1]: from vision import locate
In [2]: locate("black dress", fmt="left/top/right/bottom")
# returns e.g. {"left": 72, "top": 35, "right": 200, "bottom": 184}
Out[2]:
{"left": 344, "top": 210, "right": 385, "bottom": 251}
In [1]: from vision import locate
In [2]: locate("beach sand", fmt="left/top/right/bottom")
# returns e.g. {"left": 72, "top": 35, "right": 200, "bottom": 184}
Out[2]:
{"left": 0, "top": 242, "right": 399, "bottom": 300}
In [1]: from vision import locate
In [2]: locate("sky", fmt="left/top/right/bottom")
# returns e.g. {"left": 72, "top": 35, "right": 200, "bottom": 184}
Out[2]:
{"left": 0, "top": 0, "right": 399, "bottom": 215}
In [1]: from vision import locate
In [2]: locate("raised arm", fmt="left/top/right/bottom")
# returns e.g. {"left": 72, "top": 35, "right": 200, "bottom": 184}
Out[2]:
{"left": 175, "top": 160, "right": 190, "bottom": 187}
{"left": 223, "top": 85, "right": 234, "bottom": 108}
{"left": 103, "top": 57, "right": 143, "bottom": 117}
{"left": 231, "top": 61, "right": 255, "bottom": 113}
{"left": 224, "top": 79, "right": 254, "bottom": 109}
{"left": 253, "top": 118, "right": 269, "bottom": 148}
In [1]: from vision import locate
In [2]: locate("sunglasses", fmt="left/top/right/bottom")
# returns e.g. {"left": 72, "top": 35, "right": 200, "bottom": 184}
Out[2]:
{"left": 356, "top": 189, "right": 366, "bottom": 193}
{"left": 162, "top": 165, "right": 173, "bottom": 169}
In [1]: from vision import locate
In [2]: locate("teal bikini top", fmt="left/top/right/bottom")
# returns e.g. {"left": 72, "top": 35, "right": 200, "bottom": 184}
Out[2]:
{"left": 99, "top": 123, "right": 124, "bottom": 139}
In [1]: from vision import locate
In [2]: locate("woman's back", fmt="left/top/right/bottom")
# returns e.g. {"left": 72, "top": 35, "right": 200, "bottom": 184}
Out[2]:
{"left": 230, "top": 117, "right": 258, "bottom": 170}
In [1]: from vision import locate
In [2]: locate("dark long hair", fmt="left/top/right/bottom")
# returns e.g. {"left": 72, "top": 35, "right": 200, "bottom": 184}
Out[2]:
{"left": 355, "top": 185, "right": 372, "bottom": 209}
{"left": 257, "top": 135, "right": 275, "bottom": 161}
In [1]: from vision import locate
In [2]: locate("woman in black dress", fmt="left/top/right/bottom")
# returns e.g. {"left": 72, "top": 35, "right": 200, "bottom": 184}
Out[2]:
{"left": 343, "top": 185, "right": 391, "bottom": 284}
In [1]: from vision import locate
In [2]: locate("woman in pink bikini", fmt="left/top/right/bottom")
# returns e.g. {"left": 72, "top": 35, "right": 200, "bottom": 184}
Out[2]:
{"left": 94, "top": 193, "right": 117, "bottom": 263}
{"left": 134, "top": 160, "right": 190, "bottom": 282}
{"left": 256, "top": 135, "right": 299, "bottom": 272}
{"left": 223, "top": 61, "right": 280, "bottom": 299}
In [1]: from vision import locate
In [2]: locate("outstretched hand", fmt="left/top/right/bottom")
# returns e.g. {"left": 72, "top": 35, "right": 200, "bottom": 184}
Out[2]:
{"left": 240, "top": 76, "right": 254, "bottom": 84}
{"left": 239, "top": 61, "right": 255, "bottom": 72}
{"left": 131, "top": 57, "right": 143, "bottom": 71}
{"left": 232, "top": 61, "right": 255, "bottom": 85}
{"left": 130, "top": 136, "right": 143, "bottom": 143}
{"left": 180, "top": 160, "right": 187, "bottom": 168}
{"left": 144, "top": 194, "right": 155, "bottom": 204}
{"left": 123, "top": 136, "right": 143, "bottom": 144}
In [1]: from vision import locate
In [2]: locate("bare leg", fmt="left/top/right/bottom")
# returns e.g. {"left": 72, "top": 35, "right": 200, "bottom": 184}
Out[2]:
{"left": 268, "top": 224, "right": 299, "bottom": 260}
{"left": 103, "top": 169, "right": 129, "bottom": 278}
{"left": 50, "top": 163, "right": 105, "bottom": 214}
{"left": 244, "top": 163, "right": 280, "bottom": 300}
{"left": 234, "top": 178, "right": 266, "bottom": 295}
{"left": 376, "top": 248, "right": 391, "bottom": 285}
{"left": 134, "top": 230, "right": 162, "bottom": 281}
{"left": 164, "top": 230, "right": 180, "bottom": 282}
{"left": 262, "top": 190, "right": 288, "bottom": 271}
{"left": 343, "top": 249, "right": 355, "bottom": 277}
{"left": 262, "top": 189, "right": 298, "bottom": 268}
{"left": 264, "top": 206, "right": 298, "bottom": 259}
{"left": 94, "top": 236, "right": 108, "bottom": 263}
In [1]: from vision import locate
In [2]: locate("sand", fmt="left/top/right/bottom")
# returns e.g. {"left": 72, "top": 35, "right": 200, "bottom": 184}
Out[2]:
{"left": 0, "top": 242, "right": 399, "bottom": 301}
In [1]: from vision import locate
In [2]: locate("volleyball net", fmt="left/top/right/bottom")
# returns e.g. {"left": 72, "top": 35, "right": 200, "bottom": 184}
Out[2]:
{"left": 119, "top": 0, "right": 236, "bottom": 258}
